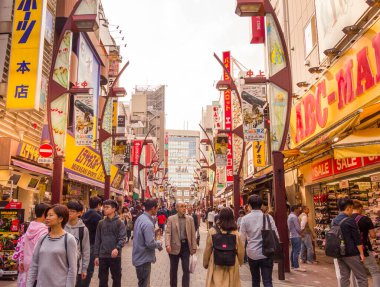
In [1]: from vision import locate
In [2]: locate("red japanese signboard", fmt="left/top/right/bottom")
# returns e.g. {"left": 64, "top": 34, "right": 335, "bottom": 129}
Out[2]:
{"left": 312, "top": 158, "right": 333, "bottom": 180}
{"left": 251, "top": 16, "right": 265, "bottom": 44}
{"left": 223, "top": 51, "right": 233, "bottom": 182}
{"left": 333, "top": 157, "right": 362, "bottom": 175}
{"left": 131, "top": 140, "right": 143, "bottom": 165}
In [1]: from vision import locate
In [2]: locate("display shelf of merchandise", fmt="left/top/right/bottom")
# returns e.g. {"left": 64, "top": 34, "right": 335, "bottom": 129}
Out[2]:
{"left": 367, "top": 181, "right": 380, "bottom": 262}
{"left": 313, "top": 186, "right": 330, "bottom": 249}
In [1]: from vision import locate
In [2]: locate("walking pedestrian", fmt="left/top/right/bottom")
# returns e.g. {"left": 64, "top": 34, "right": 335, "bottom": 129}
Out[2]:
{"left": 165, "top": 202, "right": 197, "bottom": 287}
{"left": 121, "top": 207, "right": 133, "bottom": 243}
{"left": 237, "top": 209, "right": 245, "bottom": 231}
{"left": 26, "top": 205, "right": 78, "bottom": 287}
{"left": 132, "top": 199, "right": 163, "bottom": 287}
{"left": 65, "top": 201, "right": 91, "bottom": 287}
{"left": 94, "top": 200, "right": 127, "bottom": 287}
{"left": 203, "top": 207, "right": 244, "bottom": 287}
{"left": 332, "top": 197, "right": 368, "bottom": 287}
{"left": 157, "top": 211, "right": 167, "bottom": 233}
{"left": 299, "top": 206, "right": 316, "bottom": 264}
{"left": 17, "top": 203, "right": 49, "bottom": 287}
{"left": 240, "top": 195, "right": 279, "bottom": 287}
{"left": 352, "top": 200, "right": 380, "bottom": 286}
{"left": 207, "top": 208, "right": 215, "bottom": 229}
{"left": 287, "top": 205, "right": 306, "bottom": 272}
{"left": 81, "top": 196, "right": 102, "bottom": 287}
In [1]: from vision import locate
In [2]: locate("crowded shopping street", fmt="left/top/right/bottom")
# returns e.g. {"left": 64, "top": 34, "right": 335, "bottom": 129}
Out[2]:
{"left": 1, "top": 0, "right": 380, "bottom": 286}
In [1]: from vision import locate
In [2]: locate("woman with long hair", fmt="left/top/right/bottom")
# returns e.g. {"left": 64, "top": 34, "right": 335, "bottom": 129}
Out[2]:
{"left": 26, "top": 205, "right": 77, "bottom": 287}
{"left": 203, "top": 207, "right": 244, "bottom": 287}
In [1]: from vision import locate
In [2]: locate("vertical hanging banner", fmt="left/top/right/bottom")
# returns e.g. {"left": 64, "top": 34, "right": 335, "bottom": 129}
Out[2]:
{"left": 112, "top": 100, "right": 118, "bottom": 127}
{"left": 251, "top": 16, "right": 265, "bottom": 44}
{"left": 253, "top": 141, "right": 266, "bottom": 167}
{"left": 215, "top": 135, "right": 228, "bottom": 166}
{"left": 131, "top": 140, "right": 143, "bottom": 165}
{"left": 51, "top": 94, "right": 69, "bottom": 156}
{"left": 212, "top": 101, "right": 222, "bottom": 129}
{"left": 223, "top": 51, "right": 233, "bottom": 183}
{"left": 113, "top": 138, "right": 127, "bottom": 165}
{"left": 74, "top": 95, "right": 94, "bottom": 146}
{"left": 6, "top": 0, "right": 47, "bottom": 110}
{"left": 241, "top": 85, "right": 266, "bottom": 142}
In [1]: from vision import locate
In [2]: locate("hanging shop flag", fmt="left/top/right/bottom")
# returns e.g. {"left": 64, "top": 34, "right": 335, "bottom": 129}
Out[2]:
{"left": 212, "top": 101, "right": 222, "bottom": 129}
{"left": 112, "top": 100, "right": 118, "bottom": 127}
{"left": 215, "top": 135, "right": 228, "bottom": 166}
{"left": 131, "top": 140, "right": 143, "bottom": 165}
{"left": 253, "top": 141, "right": 266, "bottom": 167}
{"left": 123, "top": 142, "right": 131, "bottom": 171}
{"left": 251, "top": 16, "right": 265, "bottom": 44}
{"left": 6, "top": 0, "right": 47, "bottom": 110}
{"left": 74, "top": 94, "right": 94, "bottom": 146}
{"left": 241, "top": 85, "right": 266, "bottom": 142}
{"left": 223, "top": 51, "right": 233, "bottom": 183}
{"left": 113, "top": 138, "right": 127, "bottom": 165}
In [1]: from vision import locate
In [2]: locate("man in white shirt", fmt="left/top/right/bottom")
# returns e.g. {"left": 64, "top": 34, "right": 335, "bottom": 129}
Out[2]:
{"left": 240, "top": 195, "right": 279, "bottom": 287}
{"left": 207, "top": 208, "right": 215, "bottom": 228}
{"left": 299, "top": 206, "right": 316, "bottom": 264}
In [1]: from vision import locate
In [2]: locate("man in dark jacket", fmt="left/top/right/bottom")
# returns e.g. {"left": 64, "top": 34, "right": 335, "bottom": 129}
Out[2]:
{"left": 94, "top": 200, "right": 127, "bottom": 287}
{"left": 332, "top": 197, "right": 367, "bottom": 287}
{"left": 81, "top": 196, "right": 102, "bottom": 287}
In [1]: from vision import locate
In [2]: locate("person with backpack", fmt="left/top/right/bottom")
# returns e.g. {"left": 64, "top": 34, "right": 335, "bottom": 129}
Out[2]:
{"left": 352, "top": 200, "right": 380, "bottom": 285}
{"left": 65, "top": 201, "right": 90, "bottom": 287}
{"left": 328, "top": 197, "right": 368, "bottom": 287}
{"left": 165, "top": 202, "right": 197, "bottom": 287}
{"left": 81, "top": 196, "right": 102, "bottom": 287}
{"left": 94, "top": 200, "right": 127, "bottom": 287}
{"left": 203, "top": 207, "right": 244, "bottom": 287}
{"left": 26, "top": 205, "right": 78, "bottom": 287}
{"left": 287, "top": 205, "right": 306, "bottom": 272}
{"left": 240, "top": 195, "right": 279, "bottom": 287}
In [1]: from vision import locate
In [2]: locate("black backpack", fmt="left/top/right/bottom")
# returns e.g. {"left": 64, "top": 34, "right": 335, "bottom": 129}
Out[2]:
{"left": 325, "top": 217, "right": 349, "bottom": 258}
{"left": 211, "top": 225, "right": 237, "bottom": 267}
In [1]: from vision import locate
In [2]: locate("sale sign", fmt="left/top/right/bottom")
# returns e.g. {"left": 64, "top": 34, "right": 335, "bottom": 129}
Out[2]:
{"left": 312, "top": 158, "right": 333, "bottom": 180}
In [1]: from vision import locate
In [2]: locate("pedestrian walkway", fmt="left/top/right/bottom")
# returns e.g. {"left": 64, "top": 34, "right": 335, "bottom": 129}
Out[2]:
{"left": 0, "top": 223, "right": 348, "bottom": 286}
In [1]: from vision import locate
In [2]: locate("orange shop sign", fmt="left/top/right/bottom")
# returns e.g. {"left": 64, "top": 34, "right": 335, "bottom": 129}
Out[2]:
{"left": 290, "top": 18, "right": 380, "bottom": 148}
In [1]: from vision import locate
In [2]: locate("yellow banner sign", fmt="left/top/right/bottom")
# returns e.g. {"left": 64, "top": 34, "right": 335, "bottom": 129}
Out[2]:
{"left": 6, "top": 0, "right": 47, "bottom": 110}
{"left": 112, "top": 100, "right": 118, "bottom": 127}
{"left": 65, "top": 134, "right": 105, "bottom": 182}
{"left": 17, "top": 142, "right": 39, "bottom": 163}
{"left": 290, "top": 18, "right": 380, "bottom": 148}
{"left": 253, "top": 141, "right": 266, "bottom": 167}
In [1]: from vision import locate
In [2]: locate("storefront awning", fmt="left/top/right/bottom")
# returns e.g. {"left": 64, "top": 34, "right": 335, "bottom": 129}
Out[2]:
{"left": 12, "top": 159, "right": 52, "bottom": 176}
{"left": 66, "top": 171, "right": 104, "bottom": 189}
{"left": 333, "top": 128, "right": 380, "bottom": 159}
{"left": 111, "top": 188, "right": 124, "bottom": 195}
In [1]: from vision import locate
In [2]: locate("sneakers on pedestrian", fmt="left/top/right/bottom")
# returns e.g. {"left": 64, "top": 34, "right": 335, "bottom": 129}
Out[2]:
{"left": 294, "top": 267, "right": 306, "bottom": 272}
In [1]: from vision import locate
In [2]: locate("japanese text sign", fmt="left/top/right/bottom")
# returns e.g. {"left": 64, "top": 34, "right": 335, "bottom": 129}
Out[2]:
{"left": 253, "top": 141, "right": 266, "bottom": 167}
{"left": 7, "top": 0, "right": 47, "bottom": 110}
{"left": 223, "top": 51, "right": 233, "bottom": 183}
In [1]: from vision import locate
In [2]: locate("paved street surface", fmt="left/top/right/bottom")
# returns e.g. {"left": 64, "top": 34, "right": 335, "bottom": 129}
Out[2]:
{"left": 0, "top": 223, "right": 345, "bottom": 286}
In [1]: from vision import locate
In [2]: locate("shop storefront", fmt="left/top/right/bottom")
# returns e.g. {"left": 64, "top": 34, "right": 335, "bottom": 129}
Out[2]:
{"left": 0, "top": 139, "right": 52, "bottom": 221}
{"left": 287, "top": 17, "right": 380, "bottom": 257}
{"left": 64, "top": 134, "right": 125, "bottom": 206}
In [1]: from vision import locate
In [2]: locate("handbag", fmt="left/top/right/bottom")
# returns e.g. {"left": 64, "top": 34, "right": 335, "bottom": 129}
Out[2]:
{"left": 261, "top": 214, "right": 282, "bottom": 259}
{"left": 189, "top": 254, "right": 198, "bottom": 273}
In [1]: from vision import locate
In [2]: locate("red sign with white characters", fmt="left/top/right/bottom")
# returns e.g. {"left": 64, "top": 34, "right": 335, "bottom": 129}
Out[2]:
{"left": 251, "top": 16, "right": 265, "bottom": 44}
{"left": 363, "top": 156, "right": 380, "bottom": 166}
{"left": 39, "top": 144, "right": 53, "bottom": 158}
{"left": 333, "top": 157, "right": 362, "bottom": 175}
{"left": 312, "top": 158, "right": 333, "bottom": 180}
{"left": 131, "top": 140, "right": 143, "bottom": 165}
{"left": 223, "top": 51, "right": 233, "bottom": 182}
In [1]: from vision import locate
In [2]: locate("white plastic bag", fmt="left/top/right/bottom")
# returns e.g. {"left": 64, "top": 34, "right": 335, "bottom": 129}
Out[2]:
{"left": 189, "top": 254, "right": 197, "bottom": 273}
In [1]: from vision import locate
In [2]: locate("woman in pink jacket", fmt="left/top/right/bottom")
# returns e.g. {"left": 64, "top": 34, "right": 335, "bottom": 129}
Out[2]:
{"left": 17, "top": 203, "right": 49, "bottom": 287}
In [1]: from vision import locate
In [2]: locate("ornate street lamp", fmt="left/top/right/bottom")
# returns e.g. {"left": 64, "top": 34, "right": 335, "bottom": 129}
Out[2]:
{"left": 234, "top": 0, "right": 292, "bottom": 275}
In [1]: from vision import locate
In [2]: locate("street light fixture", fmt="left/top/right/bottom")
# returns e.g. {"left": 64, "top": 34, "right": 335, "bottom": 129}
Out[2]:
{"left": 235, "top": 0, "right": 265, "bottom": 17}
{"left": 216, "top": 80, "right": 232, "bottom": 91}
{"left": 72, "top": 14, "right": 99, "bottom": 32}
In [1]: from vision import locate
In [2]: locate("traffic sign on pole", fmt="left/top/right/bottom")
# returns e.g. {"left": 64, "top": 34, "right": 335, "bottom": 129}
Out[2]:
{"left": 39, "top": 144, "right": 53, "bottom": 158}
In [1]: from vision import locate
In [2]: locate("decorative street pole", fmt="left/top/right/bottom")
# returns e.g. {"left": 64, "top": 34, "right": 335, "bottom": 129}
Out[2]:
{"left": 234, "top": 0, "right": 293, "bottom": 274}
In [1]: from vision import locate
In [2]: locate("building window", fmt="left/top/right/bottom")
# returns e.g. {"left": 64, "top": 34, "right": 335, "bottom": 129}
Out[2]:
{"left": 184, "top": 191, "right": 189, "bottom": 196}
{"left": 177, "top": 191, "right": 182, "bottom": 196}
{"left": 304, "top": 15, "right": 317, "bottom": 57}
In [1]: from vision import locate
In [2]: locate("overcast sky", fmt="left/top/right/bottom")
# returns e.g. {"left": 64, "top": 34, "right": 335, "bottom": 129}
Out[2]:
{"left": 102, "top": 0, "right": 265, "bottom": 130}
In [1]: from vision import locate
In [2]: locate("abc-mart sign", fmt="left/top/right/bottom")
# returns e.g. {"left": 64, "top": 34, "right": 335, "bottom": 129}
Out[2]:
{"left": 290, "top": 18, "right": 380, "bottom": 148}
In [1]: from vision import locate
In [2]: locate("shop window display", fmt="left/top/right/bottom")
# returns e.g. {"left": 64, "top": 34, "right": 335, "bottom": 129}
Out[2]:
{"left": 313, "top": 178, "right": 373, "bottom": 250}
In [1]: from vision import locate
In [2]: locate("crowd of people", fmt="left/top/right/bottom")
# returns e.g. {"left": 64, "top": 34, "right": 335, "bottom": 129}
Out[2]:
{"left": 9, "top": 194, "right": 380, "bottom": 287}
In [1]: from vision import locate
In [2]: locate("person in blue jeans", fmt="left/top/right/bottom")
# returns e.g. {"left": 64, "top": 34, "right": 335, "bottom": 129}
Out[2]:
{"left": 287, "top": 205, "right": 306, "bottom": 272}
{"left": 240, "top": 195, "right": 279, "bottom": 287}
{"left": 299, "top": 206, "right": 316, "bottom": 264}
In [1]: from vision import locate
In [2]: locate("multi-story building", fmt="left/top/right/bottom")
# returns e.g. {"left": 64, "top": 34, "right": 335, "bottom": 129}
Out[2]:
{"left": 166, "top": 130, "right": 199, "bottom": 204}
